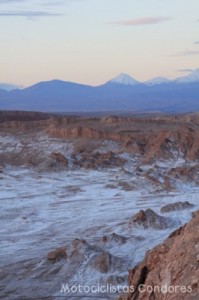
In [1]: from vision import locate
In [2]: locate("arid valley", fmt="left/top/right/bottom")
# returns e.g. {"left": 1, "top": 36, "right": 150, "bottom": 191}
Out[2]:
{"left": 0, "top": 111, "right": 199, "bottom": 300}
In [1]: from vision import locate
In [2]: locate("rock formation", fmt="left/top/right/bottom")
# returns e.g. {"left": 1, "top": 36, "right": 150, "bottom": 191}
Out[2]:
{"left": 2, "top": 111, "right": 199, "bottom": 164}
{"left": 100, "top": 233, "right": 129, "bottom": 245}
{"left": 50, "top": 152, "right": 68, "bottom": 166}
{"left": 73, "top": 151, "right": 125, "bottom": 169}
{"left": 47, "top": 247, "right": 67, "bottom": 262}
{"left": 160, "top": 201, "right": 194, "bottom": 213}
{"left": 129, "top": 209, "right": 175, "bottom": 230}
{"left": 118, "top": 210, "right": 199, "bottom": 300}
{"left": 91, "top": 251, "right": 125, "bottom": 274}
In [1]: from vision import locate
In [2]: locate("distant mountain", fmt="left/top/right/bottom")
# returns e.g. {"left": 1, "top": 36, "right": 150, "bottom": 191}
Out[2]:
{"left": 0, "top": 83, "right": 19, "bottom": 91}
{"left": 0, "top": 73, "right": 199, "bottom": 113}
{"left": 145, "top": 77, "right": 171, "bottom": 86}
{"left": 106, "top": 73, "right": 140, "bottom": 86}
{"left": 175, "top": 69, "right": 199, "bottom": 83}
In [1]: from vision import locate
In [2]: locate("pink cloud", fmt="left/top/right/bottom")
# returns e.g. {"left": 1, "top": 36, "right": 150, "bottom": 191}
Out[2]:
{"left": 111, "top": 16, "right": 172, "bottom": 26}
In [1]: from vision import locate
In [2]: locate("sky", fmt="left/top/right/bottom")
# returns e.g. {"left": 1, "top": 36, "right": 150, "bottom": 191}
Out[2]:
{"left": 0, "top": 0, "right": 199, "bottom": 87}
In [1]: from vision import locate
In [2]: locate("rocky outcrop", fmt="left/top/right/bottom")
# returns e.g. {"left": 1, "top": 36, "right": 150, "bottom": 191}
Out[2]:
{"left": 118, "top": 181, "right": 134, "bottom": 191}
{"left": 129, "top": 209, "right": 175, "bottom": 230}
{"left": 167, "top": 165, "right": 199, "bottom": 184}
{"left": 73, "top": 151, "right": 125, "bottom": 169}
{"left": 100, "top": 233, "right": 129, "bottom": 245}
{"left": 2, "top": 112, "right": 199, "bottom": 164}
{"left": 37, "top": 152, "right": 68, "bottom": 172}
{"left": 0, "top": 163, "right": 3, "bottom": 173}
{"left": 47, "top": 247, "right": 67, "bottom": 262}
{"left": 160, "top": 201, "right": 194, "bottom": 213}
{"left": 94, "top": 233, "right": 144, "bottom": 252}
{"left": 47, "top": 238, "right": 127, "bottom": 274}
{"left": 91, "top": 251, "right": 125, "bottom": 274}
{"left": 118, "top": 210, "right": 199, "bottom": 300}
{"left": 50, "top": 152, "right": 68, "bottom": 166}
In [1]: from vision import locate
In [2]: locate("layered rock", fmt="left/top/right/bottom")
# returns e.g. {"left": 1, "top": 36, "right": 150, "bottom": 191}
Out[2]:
{"left": 100, "top": 233, "right": 129, "bottom": 245}
{"left": 36, "top": 151, "right": 69, "bottom": 171}
{"left": 47, "top": 238, "right": 127, "bottom": 276}
{"left": 47, "top": 247, "right": 67, "bottom": 262}
{"left": 50, "top": 152, "right": 68, "bottom": 166}
{"left": 73, "top": 151, "right": 125, "bottom": 169}
{"left": 160, "top": 201, "right": 194, "bottom": 213}
{"left": 167, "top": 165, "right": 199, "bottom": 184}
{"left": 90, "top": 251, "right": 125, "bottom": 274}
{"left": 2, "top": 112, "right": 199, "bottom": 166}
{"left": 129, "top": 209, "right": 175, "bottom": 230}
{"left": 118, "top": 210, "right": 199, "bottom": 300}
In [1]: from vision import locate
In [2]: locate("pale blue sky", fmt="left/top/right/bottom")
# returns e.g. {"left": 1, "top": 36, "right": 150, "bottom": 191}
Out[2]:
{"left": 0, "top": 0, "right": 199, "bottom": 86}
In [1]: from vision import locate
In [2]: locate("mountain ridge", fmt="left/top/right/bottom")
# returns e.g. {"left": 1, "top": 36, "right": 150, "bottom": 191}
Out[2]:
{"left": 1, "top": 69, "right": 199, "bottom": 92}
{"left": 0, "top": 71, "right": 199, "bottom": 113}
{"left": 106, "top": 73, "right": 140, "bottom": 86}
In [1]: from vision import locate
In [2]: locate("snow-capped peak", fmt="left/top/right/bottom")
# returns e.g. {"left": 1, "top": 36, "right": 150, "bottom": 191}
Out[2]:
{"left": 0, "top": 83, "right": 19, "bottom": 91}
{"left": 108, "top": 73, "right": 140, "bottom": 86}
{"left": 145, "top": 77, "right": 171, "bottom": 86}
{"left": 175, "top": 69, "right": 199, "bottom": 83}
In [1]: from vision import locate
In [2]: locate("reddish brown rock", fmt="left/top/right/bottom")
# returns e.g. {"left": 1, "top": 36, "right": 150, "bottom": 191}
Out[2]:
{"left": 118, "top": 181, "right": 134, "bottom": 191}
{"left": 74, "top": 151, "right": 125, "bottom": 169}
{"left": 100, "top": 233, "right": 129, "bottom": 245}
{"left": 2, "top": 112, "right": 199, "bottom": 166}
{"left": 91, "top": 251, "right": 125, "bottom": 274}
{"left": 69, "top": 239, "right": 90, "bottom": 261}
{"left": 167, "top": 165, "right": 199, "bottom": 184}
{"left": 50, "top": 152, "right": 68, "bottom": 166}
{"left": 118, "top": 210, "right": 199, "bottom": 300}
{"left": 47, "top": 247, "right": 67, "bottom": 262}
{"left": 71, "top": 238, "right": 87, "bottom": 248}
{"left": 129, "top": 209, "right": 174, "bottom": 230}
{"left": 91, "top": 251, "right": 112, "bottom": 273}
{"left": 160, "top": 201, "right": 194, "bottom": 213}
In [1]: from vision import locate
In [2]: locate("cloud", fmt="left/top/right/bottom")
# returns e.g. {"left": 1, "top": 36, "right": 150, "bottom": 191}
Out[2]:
{"left": 172, "top": 50, "right": 199, "bottom": 56}
{"left": 0, "top": 0, "right": 27, "bottom": 3}
{"left": 0, "top": 0, "right": 65, "bottom": 17}
{"left": 194, "top": 40, "right": 199, "bottom": 45}
{"left": 178, "top": 68, "right": 199, "bottom": 75}
{"left": 178, "top": 69, "right": 194, "bottom": 73}
{"left": 0, "top": 0, "right": 23, "bottom": 2}
{"left": 0, "top": 0, "right": 63, "bottom": 3}
{"left": 0, "top": 0, "right": 65, "bottom": 6}
{"left": 110, "top": 16, "right": 172, "bottom": 26}
{"left": 0, "top": 11, "right": 63, "bottom": 17}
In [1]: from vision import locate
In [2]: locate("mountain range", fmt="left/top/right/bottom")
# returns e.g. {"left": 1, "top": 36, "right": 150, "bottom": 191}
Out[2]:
{"left": 0, "top": 70, "right": 199, "bottom": 113}
{"left": 0, "top": 83, "right": 20, "bottom": 91}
